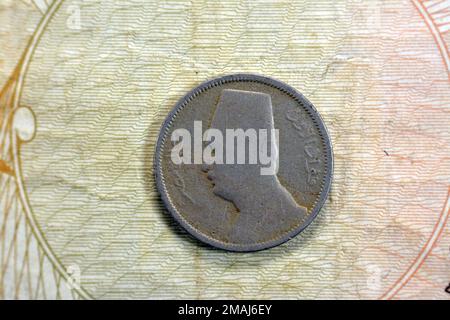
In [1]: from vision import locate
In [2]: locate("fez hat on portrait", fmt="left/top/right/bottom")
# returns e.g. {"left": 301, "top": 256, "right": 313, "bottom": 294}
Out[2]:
{"left": 210, "top": 89, "right": 279, "bottom": 169}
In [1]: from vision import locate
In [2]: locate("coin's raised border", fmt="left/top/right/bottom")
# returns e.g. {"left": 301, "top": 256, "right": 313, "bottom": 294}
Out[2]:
{"left": 154, "top": 73, "right": 333, "bottom": 252}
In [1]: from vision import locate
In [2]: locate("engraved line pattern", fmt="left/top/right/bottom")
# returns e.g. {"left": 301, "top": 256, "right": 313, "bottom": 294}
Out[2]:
{"left": 32, "top": 0, "right": 53, "bottom": 15}
{"left": 0, "top": 69, "right": 76, "bottom": 299}
{"left": 421, "top": 0, "right": 450, "bottom": 33}
{"left": 379, "top": 0, "right": 450, "bottom": 299}
{"left": 416, "top": 0, "right": 450, "bottom": 77}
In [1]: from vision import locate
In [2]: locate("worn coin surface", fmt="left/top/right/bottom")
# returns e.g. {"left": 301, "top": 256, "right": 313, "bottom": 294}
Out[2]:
{"left": 155, "top": 74, "right": 333, "bottom": 251}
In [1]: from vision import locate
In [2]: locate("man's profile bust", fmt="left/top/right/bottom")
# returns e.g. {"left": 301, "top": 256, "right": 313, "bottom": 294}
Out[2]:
{"left": 203, "top": 89, "right": 308, "bottom": 243}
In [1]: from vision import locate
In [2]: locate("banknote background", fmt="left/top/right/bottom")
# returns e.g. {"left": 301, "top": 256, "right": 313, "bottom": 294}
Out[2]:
{"left": 0, "top": 0, "right": 449, "bottom": 299}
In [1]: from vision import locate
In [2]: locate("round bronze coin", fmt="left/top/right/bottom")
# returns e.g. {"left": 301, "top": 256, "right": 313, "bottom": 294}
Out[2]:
{"left": 155, "top": 74, "right": 333, "bottom": 251}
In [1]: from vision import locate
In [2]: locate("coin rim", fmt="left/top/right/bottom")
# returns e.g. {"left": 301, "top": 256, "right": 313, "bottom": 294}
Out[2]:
{"left": 154, "top": 73, "right": 333, "bottom": 252}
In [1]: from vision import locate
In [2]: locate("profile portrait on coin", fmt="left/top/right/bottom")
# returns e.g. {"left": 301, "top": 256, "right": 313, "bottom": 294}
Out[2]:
{"left": 156, "top": 74, "right": 333, "bottom": 251}
{"left": 202, "top": 89, "right": 308, "bottom": 243}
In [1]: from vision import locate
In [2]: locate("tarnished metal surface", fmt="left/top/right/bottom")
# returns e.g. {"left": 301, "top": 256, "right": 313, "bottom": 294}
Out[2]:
{"left": 155, "top": 74, "right": 333, "bottom": 251}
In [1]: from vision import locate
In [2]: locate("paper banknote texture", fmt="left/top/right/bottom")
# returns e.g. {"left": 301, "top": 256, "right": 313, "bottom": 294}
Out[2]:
{"left": 0, "top": 0, "right": 449, "bottom": 299}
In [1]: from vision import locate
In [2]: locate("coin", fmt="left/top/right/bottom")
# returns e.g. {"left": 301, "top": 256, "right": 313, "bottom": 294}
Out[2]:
{"left": 155, "top": 74, "right": 333, "bottom": 251}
